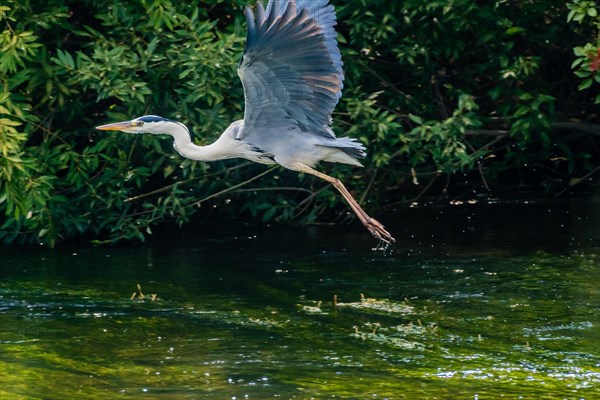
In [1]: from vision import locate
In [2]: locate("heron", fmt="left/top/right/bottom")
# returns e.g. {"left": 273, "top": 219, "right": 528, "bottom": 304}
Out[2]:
{"left": 96, "top": 0, "right": 395, "bottom": 243}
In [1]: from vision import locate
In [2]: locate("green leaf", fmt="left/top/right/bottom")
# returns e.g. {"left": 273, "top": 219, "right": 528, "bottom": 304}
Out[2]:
{"left": 571, "top": 58, "right": 584, "bottom": 69}
{"left": 578, "top": 78, "right": 593, "bottom": 90}
{"left": 505, "top": 27, "right": 526, "bottom": 36}
{"left": 408, "top": 114, "right": 423, "bottom": 125}
{"left": 574, "top": 70, "right": 591, "bottom": 78}
{"left": 262, "top": 207, "right": 277, "bottom": 222}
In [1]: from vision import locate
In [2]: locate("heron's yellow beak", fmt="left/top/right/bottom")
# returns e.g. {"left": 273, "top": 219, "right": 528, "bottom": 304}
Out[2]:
{"left": 95, "top": 121, "right": 137, "bottom": 131}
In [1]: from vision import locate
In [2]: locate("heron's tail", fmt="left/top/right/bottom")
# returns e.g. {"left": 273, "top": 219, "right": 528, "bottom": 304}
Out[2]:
{"left": 318, "top": 137, "right": 366, "bottom": 166}
{"left": 334, "top": 137, "right": 367, "bottom": 159}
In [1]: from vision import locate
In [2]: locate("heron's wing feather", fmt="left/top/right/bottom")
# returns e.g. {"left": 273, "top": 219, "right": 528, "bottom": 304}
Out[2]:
{"left": 237, "top": 0, "right": 343, "bottom": 138}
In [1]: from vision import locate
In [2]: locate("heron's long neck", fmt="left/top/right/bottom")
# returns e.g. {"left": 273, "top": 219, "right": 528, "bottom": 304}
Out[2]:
{"left": 170, "top": 124, "right": 233, "bottom": 162}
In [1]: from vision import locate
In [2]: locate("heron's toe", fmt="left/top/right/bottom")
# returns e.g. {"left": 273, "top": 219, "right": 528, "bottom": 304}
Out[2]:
{"left": 366, "top": 219, "right": 395, "bottom": 244}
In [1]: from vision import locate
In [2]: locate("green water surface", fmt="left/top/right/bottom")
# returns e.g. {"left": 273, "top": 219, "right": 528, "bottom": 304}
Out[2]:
{"left": 1, "top": 198, "right": 599, "bottom": 399}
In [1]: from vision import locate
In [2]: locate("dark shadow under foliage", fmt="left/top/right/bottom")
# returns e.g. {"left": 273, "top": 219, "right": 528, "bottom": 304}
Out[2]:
{"left": 1, "top": 0, "right": 599, "bottom": 245}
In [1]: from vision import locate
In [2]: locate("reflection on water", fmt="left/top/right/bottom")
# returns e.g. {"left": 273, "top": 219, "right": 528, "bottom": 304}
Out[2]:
{"left": 1, "top": 197, "right": 599, "bottom": 399}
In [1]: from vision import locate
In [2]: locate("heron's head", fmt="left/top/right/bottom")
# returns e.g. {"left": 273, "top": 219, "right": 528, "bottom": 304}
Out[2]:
{"left": 95, "top": 115, "right": 188, "bottom": 135}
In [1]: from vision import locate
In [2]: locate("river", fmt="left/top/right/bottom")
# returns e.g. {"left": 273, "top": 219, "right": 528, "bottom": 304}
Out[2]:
{"left": 1, "top": 197, "right": 599, "bottom": 399}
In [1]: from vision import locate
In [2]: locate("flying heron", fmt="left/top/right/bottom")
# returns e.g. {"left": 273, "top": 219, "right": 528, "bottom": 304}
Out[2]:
{"left": 96, "top": 0, "right": 395, "bottom": 243}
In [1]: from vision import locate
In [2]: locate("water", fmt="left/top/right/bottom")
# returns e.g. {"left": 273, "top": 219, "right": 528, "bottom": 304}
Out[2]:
{"left": 1, "top": 197, "right": 599, "bottom": 399}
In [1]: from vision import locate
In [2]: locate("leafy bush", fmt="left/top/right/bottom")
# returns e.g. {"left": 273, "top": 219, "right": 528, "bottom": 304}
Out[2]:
{"left": 1, "top": 0, "right": 598, "bottom": 245}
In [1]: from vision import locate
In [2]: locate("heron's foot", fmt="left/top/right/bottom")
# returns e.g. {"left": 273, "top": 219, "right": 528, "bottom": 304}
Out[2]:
{"left": 364, "top": 217, "right": 395, "bottom": 244}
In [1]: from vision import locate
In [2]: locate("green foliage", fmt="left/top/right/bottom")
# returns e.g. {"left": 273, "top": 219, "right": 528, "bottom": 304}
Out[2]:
{"left": 338, "top": 0, "right": 598, "bottom": 196}
{"left": 0, "top": 0, "right": 598, "bottom": 245}
{"left": 404, "top": 94, "right": 482, "bottom": 172}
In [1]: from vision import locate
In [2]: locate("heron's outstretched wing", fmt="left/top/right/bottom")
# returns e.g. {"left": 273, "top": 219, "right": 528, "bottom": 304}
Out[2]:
{"left": 237, "top": 0, "right": 343, "bottom": 139}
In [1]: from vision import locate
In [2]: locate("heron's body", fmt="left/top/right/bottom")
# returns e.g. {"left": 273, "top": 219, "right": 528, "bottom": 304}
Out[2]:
{"left": 96, "top": 0, "right": 394, "bottom": 243}
{"left": 169, "top": 118, "right": 363, "bottom": 167}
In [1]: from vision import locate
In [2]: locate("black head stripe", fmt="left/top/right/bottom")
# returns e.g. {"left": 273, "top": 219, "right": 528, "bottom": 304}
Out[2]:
{"left": 135, "top": 115, "right": 191, "bottom": 136}
{"left": 137, "top": 115, "right": 168, "bottom": 123}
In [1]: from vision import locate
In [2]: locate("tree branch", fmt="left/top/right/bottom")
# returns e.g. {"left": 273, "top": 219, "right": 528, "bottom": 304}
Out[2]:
{"left": 465, "top": 122, "right": 600, "bottom": 137}
{"left": 465, "top": 129, "right": 509, "bottom": 137}
{"left": 551, "top": 122, "right": 600, "bottom": 136}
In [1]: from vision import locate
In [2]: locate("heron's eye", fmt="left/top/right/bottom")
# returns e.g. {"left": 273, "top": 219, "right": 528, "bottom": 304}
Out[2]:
{"left": 135, "top": 121, "right": 144, "bottom": 126}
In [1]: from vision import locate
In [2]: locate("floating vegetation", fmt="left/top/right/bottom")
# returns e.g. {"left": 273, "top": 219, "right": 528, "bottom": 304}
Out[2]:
{"left": 298, "top": 300, "right": 327, "bottom": 315}
{"left": 384, "top": 320, "right": 439, "bottom": 337}
{"left": 294, "top": 295, "right": 434, "bottom": 351}
{"left": 130, "top": 284, "right": 158, "bottom": 302}
{"left": 351, "top": 324, "right": 425, "bottom": 351}
{"left": 246, "top": 317, "right": 288, "bottom": 329}
{"left": 334, "top": 293, "right": 415, "bottom": 315}
{"left": 350, "top": 320, "right": 439, "bottom": 350}
{"left": 350, "top": 332, "right": 424, "bottom": 350}
{"left": 297, "top": 294, "right": 418, "bottom": 316}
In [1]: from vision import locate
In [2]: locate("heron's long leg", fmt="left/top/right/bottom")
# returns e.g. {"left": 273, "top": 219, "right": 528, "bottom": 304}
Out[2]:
{"left": 286, "top": 163, "right": 395, "bottom": 243}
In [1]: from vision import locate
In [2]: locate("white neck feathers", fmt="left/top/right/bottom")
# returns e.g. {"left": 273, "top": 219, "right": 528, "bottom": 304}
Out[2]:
{"left": 169, "top": 123, "right": 236, "bottom": 162}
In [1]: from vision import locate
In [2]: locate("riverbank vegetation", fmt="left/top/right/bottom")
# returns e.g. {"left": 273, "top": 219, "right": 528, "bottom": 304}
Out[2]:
{"left": 1, "top": 0, "right": 599, "bottom": 245}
